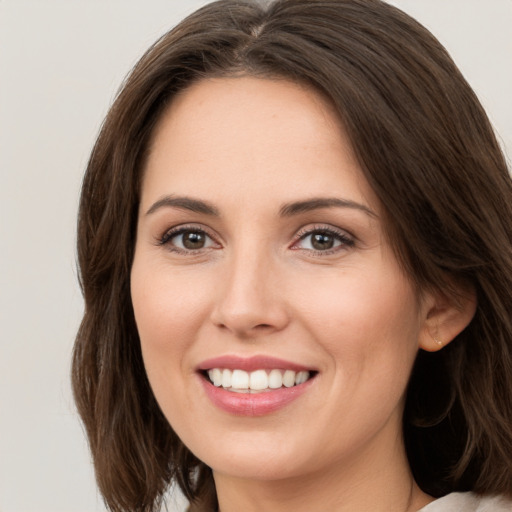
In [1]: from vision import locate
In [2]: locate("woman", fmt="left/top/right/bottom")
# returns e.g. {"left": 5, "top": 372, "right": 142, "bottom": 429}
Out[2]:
{"left": 72, "top": 1, "right": 512, "bottom": 511}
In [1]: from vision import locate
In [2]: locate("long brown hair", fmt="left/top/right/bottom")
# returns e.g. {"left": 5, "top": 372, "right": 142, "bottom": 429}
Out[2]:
{"left": 73, "top": 1, "right": 512, "bottom": 510}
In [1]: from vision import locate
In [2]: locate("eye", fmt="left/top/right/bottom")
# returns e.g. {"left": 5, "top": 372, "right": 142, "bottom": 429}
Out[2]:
{"left": 292, "top": 226, "right": 354, "bottom": 253}
{"left": 160, "top": 226, "right": 219, "bottom": 253}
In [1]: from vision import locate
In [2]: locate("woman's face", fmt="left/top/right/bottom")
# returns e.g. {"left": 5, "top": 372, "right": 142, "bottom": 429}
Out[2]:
{"left": 131, "top": 77, "right": 433, "bottom": 482}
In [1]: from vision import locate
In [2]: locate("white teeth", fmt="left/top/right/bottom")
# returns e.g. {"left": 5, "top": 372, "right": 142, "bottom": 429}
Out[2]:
{"left": 231, "top": 369, "right": 249, "bottom": 389}
{"left": 221, "top": 369, "right": 232, "bottom": 388}
{"left": 206, "top": 368, "right": 311, "bottom": 392}
{"left": 283, "top": 370, "right": 295, "bottom": 388}
{"left": 268, "top": 369, "right": 283, "bottom": 389}
{"left": 295, "top": 371, "right": 309, "bottom": 385}
{"left": 249, "top": 369, "right": 268, "bottom": 390}
{"left": 208, "top": 368, "right": 223, "bottom": 387}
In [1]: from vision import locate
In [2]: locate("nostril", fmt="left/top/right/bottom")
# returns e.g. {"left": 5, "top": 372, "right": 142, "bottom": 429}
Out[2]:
{"left": 210, "top": 295, "right": 290, "bottom": 336}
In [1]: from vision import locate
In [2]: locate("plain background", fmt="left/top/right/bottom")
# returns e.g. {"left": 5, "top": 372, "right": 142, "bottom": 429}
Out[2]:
{"left": 0, "top": 1, "right": 510, "bottom": 511}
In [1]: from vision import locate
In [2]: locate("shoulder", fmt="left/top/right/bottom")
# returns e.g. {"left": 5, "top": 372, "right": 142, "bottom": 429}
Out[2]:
{"left": 419, "top": 492, "right": 512, "bottom": 512}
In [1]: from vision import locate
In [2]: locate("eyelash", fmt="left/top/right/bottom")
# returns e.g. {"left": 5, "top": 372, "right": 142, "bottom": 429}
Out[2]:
{"left": 291, "top": 225, "right": 355, "bottom": 255}
{"left": 158, "top": 224, "right": 219, "bottom": 254}
{"left": 157, "top": 224, "right": 355, "bottom": 255}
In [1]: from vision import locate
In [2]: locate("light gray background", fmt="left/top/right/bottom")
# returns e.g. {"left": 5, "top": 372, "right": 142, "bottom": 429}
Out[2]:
{"left": 0, "top": 1, "right": 510, "bottom": 511}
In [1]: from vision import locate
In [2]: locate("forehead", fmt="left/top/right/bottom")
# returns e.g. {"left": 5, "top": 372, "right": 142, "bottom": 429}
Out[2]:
{"left": 141, "top": 76, "right": 378, "bottom": 213}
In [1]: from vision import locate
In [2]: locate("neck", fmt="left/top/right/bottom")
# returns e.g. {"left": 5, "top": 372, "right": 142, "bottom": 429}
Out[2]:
{"left": 213, "top": 420, "right": 433, "bottom": 512}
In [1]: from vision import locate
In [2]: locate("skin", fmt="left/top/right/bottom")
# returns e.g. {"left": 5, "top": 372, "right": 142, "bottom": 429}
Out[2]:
{"left": 131, "top": 77, "right": 474, "bottom": 511}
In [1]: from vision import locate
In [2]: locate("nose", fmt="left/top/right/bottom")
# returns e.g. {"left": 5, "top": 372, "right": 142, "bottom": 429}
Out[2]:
{"left": 210, "top": 247, "right": 290, "bottom": 339}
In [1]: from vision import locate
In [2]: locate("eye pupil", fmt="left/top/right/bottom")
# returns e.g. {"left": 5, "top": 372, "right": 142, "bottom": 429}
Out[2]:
{"left": 312, "top": 233, "right": 334, "bottom": 250}
{"left": 183, "top": 231, "right": 205, "bottom": 249}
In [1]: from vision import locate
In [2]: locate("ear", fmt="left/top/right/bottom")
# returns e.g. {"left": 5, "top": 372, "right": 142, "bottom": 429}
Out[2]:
{"left": 419, "top": 283, "right": 477, "bottom": 353}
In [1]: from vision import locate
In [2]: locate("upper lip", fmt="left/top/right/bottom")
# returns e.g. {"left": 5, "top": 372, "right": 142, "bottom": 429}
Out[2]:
{"left": 197, "top": 355, "right": 314, "bottom": 373}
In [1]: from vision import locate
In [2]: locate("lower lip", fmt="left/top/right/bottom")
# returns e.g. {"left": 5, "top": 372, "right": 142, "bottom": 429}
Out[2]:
{"left": 200, "top": 376, "right": 315, "bottom": 416}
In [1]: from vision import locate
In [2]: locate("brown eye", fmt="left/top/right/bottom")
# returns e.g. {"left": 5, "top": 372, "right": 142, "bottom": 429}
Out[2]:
{"left": 294, "top": 228, "right": 354, "bottom": 253}
{"left": 161, "top": 227, "right": 217, "bottom": 252}
{"left": 181, "top": 230, "right": 206, "bottom": 249}
{"left": 311, "top": 232, "right": 335, "bottom": 250}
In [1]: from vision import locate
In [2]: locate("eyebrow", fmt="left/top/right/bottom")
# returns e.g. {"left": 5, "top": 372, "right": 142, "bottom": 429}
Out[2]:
{"left": 145, "top": 195, "right": 220, "bottom": 216}
{"left": 145, "top": 195, "right": 376, "bottom": 219}
{"left": 279, "top": 197, "right": 377, "bottom": 218}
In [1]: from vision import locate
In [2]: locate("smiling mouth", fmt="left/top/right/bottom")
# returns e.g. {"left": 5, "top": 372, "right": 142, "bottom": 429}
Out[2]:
{"left": 203, "top": 368, "right": 315, "bottom": 393}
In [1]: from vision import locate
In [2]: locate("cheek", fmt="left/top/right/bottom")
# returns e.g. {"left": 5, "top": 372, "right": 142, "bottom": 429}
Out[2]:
{"left": 131, "top": 259, "right": 210, "bottom": 342}
{"left": 130, "top": 260, "right": 211, "bottom": 391}
{"left": 130, "top": 261, "right": 217, "bottom": 435}
{"left": 296, "top": 269, "right": 421, "bottom": 438}
{"left": 292, "top": 264, "right": 421, "bottom": 379}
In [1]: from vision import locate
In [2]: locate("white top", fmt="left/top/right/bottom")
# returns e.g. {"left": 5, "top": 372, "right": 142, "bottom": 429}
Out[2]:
{"left": 419, "top": 492, "right": 512, "bottom": 511}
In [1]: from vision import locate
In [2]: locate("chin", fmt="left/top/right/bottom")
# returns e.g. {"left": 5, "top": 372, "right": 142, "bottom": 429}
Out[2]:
{"left": 182, "top": 425, "right": 322, "bottom": 482}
